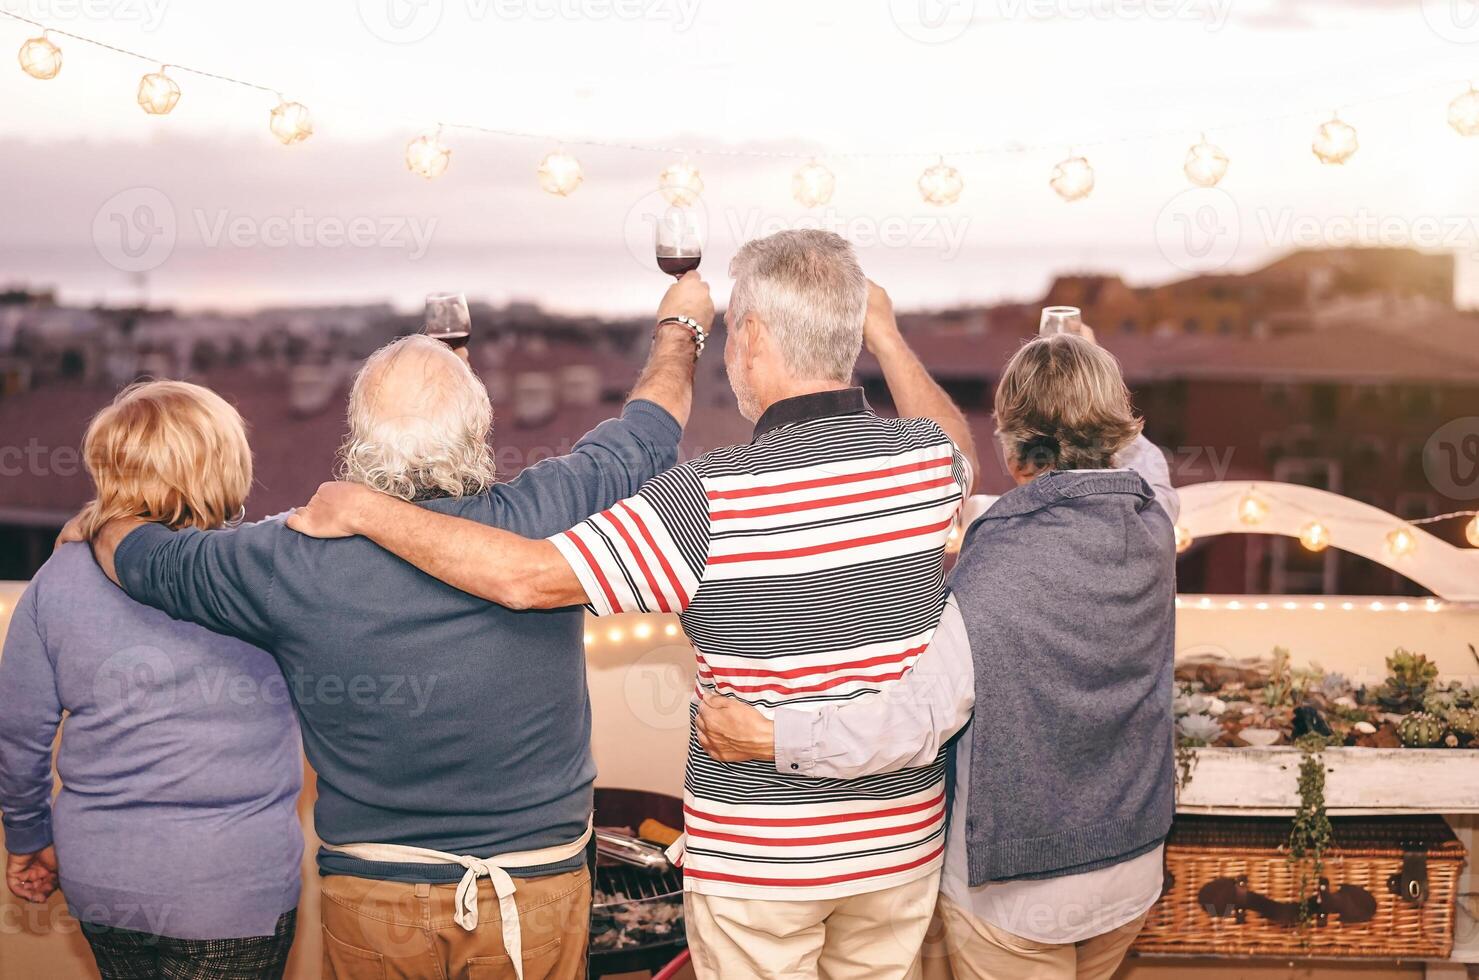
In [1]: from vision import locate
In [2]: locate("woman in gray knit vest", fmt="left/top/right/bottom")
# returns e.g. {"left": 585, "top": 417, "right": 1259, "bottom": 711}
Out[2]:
{"left": 695, "top": 331, "right": 1179, "bottom": 979}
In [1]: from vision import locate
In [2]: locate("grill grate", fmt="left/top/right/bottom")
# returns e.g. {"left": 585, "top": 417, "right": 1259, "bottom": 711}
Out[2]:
{"left": 594, "top": 862, "right": 683, "bottom": 907}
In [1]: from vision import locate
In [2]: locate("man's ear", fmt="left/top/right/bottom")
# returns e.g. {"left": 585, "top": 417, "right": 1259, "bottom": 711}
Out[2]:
{"left": 744, "top": 315, "right": 769, "bottom": 372}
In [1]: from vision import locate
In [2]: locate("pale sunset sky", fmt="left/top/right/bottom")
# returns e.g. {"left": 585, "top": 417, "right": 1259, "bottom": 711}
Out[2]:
{"left": 3, "top": 0, "right": 1479, "bottom": 313}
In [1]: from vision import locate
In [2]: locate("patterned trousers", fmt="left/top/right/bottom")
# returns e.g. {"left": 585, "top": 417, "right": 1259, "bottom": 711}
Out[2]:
{"left": 80, "top": 909, "right": 297, "bottom": 980}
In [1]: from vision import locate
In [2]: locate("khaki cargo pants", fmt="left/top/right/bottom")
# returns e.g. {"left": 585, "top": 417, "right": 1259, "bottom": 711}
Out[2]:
{"left": 320, "top": 867, "right": 590, "bottom": 980}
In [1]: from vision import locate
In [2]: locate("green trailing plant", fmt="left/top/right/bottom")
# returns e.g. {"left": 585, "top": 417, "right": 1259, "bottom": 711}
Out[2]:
{"left": 1174, "top": 741, "right": 1200, "bottom": 795}
{"left": 1372, "top": 649, "right": 1439, "bottom": 714}
{"left": 1397, "top": 711, "right": 1448, "bottom": 748}
{"left": 1289, "top": 733, "right": 1337, "bottom": 936}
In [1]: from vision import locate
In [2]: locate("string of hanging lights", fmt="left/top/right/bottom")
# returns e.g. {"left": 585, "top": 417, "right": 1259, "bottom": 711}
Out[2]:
{"left": 1176, "top": 484, "right": 1479, "bottom": 560}
{"left": 9, "top": 8, "right": 1479, "bottom": 207}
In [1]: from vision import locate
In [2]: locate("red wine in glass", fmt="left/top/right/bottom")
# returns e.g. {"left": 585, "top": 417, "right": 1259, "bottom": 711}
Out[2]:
{"left": 425, "top": 292, "right": 472, "bottom": 349}
{"left": 655, "top": 208, "right": 703, "bottom": 279}
{"left": 657, "top": 252, "right": 701, "bottom": 278}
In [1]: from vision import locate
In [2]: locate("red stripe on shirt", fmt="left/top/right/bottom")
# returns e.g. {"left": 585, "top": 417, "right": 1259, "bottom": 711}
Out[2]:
{"left": 715, "top": 666, "right": 915, "bottom": 696}
{"left": 601, "top": 508, "right": 670, "bottom": 614}
{"left": 680, "top": 844, "right": 945, "bottom": 888}
{"left": 702, "top": 644, "right": 928, "bottom": 680}
{"left": 710, "top": 475, "right": 959, "bottom": 521}
{"left": 617, "top": 501, "right": 690, "bottom": 609}
{"left": 560, "top": 530, "right": 623, "bottom": 613}
{"left": 692, "top": 812, "right": 944, "bottom": 848}
{"left": 685, "top": 792, "right": 944, "bottom": 828}
{"left": 705, "top": 455, "right": 952, "bottom": 501}
{"left": 708, "top": 517, "right": 955, "bottom": 565}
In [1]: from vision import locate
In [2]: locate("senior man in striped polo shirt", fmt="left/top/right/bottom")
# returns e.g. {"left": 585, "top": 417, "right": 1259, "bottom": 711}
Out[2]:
{"left": 289, "top": 229, "right": 979, "bottom": 979}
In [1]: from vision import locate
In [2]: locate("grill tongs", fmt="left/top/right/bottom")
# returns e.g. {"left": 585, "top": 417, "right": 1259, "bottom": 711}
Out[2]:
{"left": 595, "top": 830, "right": 672, "bottom": 871}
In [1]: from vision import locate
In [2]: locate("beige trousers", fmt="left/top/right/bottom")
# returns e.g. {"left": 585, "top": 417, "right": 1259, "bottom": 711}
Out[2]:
{"left": 922, "top": 894, "right": 1146, "bottom": 980}
{"left": 684, "top": 871, "right": 940, "bottom": 980}
{"left": 319, "top": 868, "right": 590, "bottom": 980}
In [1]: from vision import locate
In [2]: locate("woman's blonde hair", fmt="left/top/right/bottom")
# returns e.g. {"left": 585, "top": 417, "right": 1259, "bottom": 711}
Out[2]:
{"left": 994, "top": 334, "right": 1143, "bottom": 472}
{"left": 77, "top": 380, "right": 253, "bottom": 539}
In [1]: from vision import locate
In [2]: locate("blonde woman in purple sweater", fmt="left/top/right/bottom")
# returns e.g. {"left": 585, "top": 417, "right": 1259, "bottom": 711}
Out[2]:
{"left": 0, "top": 381, "right": 302, "bottom": 979}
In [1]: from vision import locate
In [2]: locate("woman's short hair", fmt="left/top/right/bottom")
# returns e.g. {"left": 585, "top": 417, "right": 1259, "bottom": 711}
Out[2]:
{"left": 994, "top": 334, "right": 1143, "bottom": 471}
{"left": 78, "top": 380, "right": 253, "bottom": 539}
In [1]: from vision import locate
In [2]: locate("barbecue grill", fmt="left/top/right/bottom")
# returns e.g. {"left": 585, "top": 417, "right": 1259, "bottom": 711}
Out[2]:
{"left": 590, "top": 787, "right": 688, "bottom": 978}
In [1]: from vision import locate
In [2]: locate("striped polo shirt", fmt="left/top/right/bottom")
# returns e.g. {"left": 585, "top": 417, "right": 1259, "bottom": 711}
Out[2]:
{"left": 551, "top": 388, "right": 970, "bottom": 900}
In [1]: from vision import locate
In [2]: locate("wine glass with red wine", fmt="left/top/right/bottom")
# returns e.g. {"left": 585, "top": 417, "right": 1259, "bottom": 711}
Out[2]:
{"left": 424, "top": 292, "right": 472, "bottom": 350}
{"left": 654, "top": 208, "right": 702, "bottom": 278}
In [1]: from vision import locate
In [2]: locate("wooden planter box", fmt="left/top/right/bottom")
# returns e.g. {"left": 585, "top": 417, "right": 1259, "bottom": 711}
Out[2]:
{"left": 1176, "top": 747, "right": 1479, "bottom": 816}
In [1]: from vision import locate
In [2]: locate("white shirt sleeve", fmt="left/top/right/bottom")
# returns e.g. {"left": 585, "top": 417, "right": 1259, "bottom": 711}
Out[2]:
{"left": 1117, "top": 435, "right": 1180, "bottom": 524}
{"left": 773, "top": 596, "right": 975, "bottom": 780}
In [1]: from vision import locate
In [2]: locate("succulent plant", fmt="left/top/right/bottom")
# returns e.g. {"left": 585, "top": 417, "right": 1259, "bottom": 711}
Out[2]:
{"left": 1446, "top": 707, "right": 1479, "bottom": 739}
{"left": 1177, "top": 713, "right": 1224, "bottom": 746}
{"left": 1423, "top": 690, "right": 1457, "bottom": 716}
{"left": 1373, "top": 649, "right": 1440, "bottom": 715}
{"left": 1319, "top": 672, "right": 1352, "bottom": 700}
{"left": 1397, "top": 711, "right": 1448, "bottom": 748}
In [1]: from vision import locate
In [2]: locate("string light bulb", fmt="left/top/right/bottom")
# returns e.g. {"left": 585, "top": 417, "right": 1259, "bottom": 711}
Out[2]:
{"left": 406, "top": 128, "right": 451, "bottom": 180}
{"left": 1385, "top": 527, "right": 1416, "bottom": 558}
{"left": 1184, "top": 135, "right": 1229, "bottom": 187}
{"left": 18, "top": 33, "right": 62, "bottom": 80}
{"left": 1312, "top": 113, "right": 1358, "bottom": 165}
{"left": 537, "top": 150, "right": 583, "bottom": 197}
{"left": 918, "top": 158, "right": 964, "bottom": 206}
{"left": 1174, "top": 525, "right": 1193, "bottom": 554}
{"left": 792, "top": 159, "right": 835, "bottom": 207}
{"left": 1050, "top": 155, "right": 1094, "bottom": 202}
{"left": 1449, "top": 86, "right": 1479, "bottom": 137}
{"left": 1237, "top": 489, "right": 1268, "bottom": 526}
{"left": 658, "top": 160, "right": 703, "bottom": 207}
{"left": 269, "top": 99, "right": 314, "bottom": 145}
{"left": 1298, "top": 520, "right": 1331, "bottom": 553}
{"left": 1465, "top": 515, "right": 1479, "bottom": 547}
{"left": 137, "top": 67, "right": 181, "bottom": 115}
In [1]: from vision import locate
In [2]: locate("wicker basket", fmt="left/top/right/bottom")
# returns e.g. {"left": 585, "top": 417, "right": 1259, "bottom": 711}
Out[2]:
{"left": 1134, "top": 816, "right": 1467, "bottom": 959}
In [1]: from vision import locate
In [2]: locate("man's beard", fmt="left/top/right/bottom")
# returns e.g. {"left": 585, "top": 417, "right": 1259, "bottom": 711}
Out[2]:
{"left": 726, "top": 361, "right": 759, "bottom": 422}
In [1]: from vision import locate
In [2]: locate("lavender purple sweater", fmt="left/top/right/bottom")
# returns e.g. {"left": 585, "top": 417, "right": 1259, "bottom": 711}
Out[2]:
{"left": 0, "top": 543, "right": 303, "bottom": 940}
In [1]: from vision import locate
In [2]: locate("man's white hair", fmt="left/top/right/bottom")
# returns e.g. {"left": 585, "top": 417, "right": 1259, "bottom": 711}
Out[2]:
{"left": 727, "top": 229, "right": 868, "bottom": 382}
{"left": 338, "top": 335, "right": 496, "bottom": 500}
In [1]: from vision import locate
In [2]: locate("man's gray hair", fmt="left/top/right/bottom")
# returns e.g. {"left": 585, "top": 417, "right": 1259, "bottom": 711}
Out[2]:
{"left": 728, "top": 229, "right": 868, "bottom": 382}
{"left": 338, "top": 335, "right": 497, "bottom": 500}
